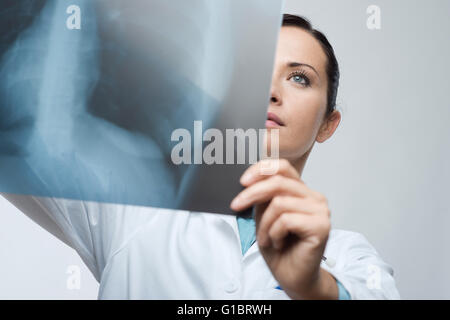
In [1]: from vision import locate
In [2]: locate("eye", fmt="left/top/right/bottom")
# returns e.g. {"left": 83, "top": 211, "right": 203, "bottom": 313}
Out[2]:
{"left": 288, "top": 71, "right": 310, "bottom": 87}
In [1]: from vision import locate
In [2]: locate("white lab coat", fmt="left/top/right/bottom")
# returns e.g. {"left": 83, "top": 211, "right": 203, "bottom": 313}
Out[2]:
{"left": 2, "top": 193, "right": 400, "bottom": 299}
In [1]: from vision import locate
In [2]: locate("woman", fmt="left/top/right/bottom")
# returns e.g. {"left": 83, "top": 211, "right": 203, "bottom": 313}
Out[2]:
{"left": 2, "top": 14, "right": 400, "bottom": 299}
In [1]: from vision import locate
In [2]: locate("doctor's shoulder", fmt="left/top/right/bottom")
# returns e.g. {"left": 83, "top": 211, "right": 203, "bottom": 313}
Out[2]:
{"left": 323, "top": 228, "right": 401, "bottom": 299}
{"left": 325, "top": 228, "right": 391, "bottom": 269}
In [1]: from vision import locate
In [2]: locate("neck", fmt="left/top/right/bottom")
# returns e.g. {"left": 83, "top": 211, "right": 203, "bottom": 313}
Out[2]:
{"left": 286, "top": 146, "right": 312, "bottom": 178}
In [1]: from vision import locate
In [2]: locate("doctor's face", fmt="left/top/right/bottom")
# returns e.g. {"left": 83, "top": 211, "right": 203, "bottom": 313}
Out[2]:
{"left": 266, "top": 26, "right": 339, "bottom": 162}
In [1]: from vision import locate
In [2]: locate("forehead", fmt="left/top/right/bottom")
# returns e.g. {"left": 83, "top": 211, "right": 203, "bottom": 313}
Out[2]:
{"left": 275, "top": 26, "right": 327, "bottom": 76}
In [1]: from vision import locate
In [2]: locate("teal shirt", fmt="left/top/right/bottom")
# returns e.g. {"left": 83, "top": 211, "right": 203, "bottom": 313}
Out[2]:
{"left": 236, "top": 213, "right": 351, "bottom": 300}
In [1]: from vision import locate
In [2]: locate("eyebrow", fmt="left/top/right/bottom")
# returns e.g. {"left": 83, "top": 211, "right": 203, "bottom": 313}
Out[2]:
{"left": 287, "top": 62, "right": 320, "bottom": 78}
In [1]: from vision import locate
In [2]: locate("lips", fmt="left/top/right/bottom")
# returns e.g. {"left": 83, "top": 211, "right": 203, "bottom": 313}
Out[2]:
{"left": 266, "top": 112, "right": 285, "bottom": 127}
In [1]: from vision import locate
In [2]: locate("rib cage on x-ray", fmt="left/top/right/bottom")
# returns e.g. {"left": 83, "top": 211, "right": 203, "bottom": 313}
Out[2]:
{"left": 0, "top": 0, "right": 283, "bottom": 214}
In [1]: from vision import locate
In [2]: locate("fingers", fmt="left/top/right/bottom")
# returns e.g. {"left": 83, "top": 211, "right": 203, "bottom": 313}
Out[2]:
{"left": 266, "top": 213, "right": 330, "bottom": 250}
{"left": 256, "top": 196, "right": 328, "bottom": 247}
{"left": 232, "top": 159, "right": 332, "bottom": 252}
{"left": 230, "top": 175, "right": 313, "bottom": 211}
{"left": 240, "top": 159, "right": 301, "bottom": 186}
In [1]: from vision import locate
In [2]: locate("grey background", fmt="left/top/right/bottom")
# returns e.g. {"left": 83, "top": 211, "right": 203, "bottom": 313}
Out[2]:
{"left": 1, "top": 0, "right": 449, "bottom": 299}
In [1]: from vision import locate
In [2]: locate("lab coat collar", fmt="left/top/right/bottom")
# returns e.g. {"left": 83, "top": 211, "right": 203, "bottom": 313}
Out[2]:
{"left": 216, "top": 213, "right": 260, "bottom": 260}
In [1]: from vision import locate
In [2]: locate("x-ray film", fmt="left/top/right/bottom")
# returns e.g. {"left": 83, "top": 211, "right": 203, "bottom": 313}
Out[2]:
{"left": 0, "top": 0, "right": 284, "bottom": 214}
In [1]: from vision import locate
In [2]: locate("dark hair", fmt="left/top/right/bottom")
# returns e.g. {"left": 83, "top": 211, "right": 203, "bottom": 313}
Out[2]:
{"left": 282, "top": 14, "right": 339, "bottom": 117}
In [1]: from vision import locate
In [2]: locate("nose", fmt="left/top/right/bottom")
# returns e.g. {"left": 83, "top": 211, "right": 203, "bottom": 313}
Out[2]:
{"left": 270, "top": 82, "right": 282, "bottom": 106}
{"left": 270, "top": 95, "right": 280, "bottom": 104}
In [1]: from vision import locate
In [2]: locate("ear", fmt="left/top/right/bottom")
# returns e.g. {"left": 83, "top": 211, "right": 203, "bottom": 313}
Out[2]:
{"left": 316, "top": 110, "right": 341, "bottom": 143}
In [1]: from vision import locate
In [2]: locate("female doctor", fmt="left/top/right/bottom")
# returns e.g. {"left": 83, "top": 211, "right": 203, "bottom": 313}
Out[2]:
{"left": 2, "top": 14, "right": 400, "bottom": 299}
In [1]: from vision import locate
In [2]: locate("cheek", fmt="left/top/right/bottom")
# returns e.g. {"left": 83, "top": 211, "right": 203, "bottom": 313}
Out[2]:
{"left": 281, "top": 89, "right": 326, "bottom": 154}
{"left": 287, "top": 89, "right": 325, "bottom": 134}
